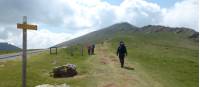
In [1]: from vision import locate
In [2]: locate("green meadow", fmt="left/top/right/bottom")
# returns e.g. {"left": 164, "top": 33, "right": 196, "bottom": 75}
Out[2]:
{"left": 0, "top": 50, "right": 20, "bottom": 55}
{"left": 0, "top": 32, "right": 198, "bottom": 87}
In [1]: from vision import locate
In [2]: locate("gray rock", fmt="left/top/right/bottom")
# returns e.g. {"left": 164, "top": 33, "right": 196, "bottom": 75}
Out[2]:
{"left": 50, "top": 64, "right": 77, "bottom": 78}
{"left": 35, "top": 83, "right": 70, "bottom": 87}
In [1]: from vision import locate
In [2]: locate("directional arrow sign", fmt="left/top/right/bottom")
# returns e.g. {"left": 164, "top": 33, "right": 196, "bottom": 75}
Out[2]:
{"left": 17, "top": 16, "right": 37, "bottom": 87}
{"left": 17, "top": 24, "right": 37, "bottom": 30}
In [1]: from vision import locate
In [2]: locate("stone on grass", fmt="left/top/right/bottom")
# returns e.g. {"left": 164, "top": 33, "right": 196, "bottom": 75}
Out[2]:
{"left": 50, "top": 64, "right": 77, "bottom": 78}
{"left": 35, "top": 83, "right": 70, "bottom": 87}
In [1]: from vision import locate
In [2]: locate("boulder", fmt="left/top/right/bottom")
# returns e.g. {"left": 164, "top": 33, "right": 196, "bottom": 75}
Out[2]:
{"left": 50, "top": 64, "right": 77, "bottom": 78}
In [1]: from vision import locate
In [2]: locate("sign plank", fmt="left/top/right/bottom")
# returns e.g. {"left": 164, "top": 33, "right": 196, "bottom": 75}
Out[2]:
{"left": 17, "top": 24, "right": 37, "bottom": 30}
{"left": 17, "top": 16, "right": 38, "bottom": 87}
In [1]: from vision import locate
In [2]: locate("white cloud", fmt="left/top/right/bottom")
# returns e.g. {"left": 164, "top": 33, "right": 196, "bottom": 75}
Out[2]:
{"left": 26, "top": 29, "right": 71, "bottom": 49}
{"left": 161, "top": 0, "right": 199, "bottom": 31}
{"left": 0, "top": 0, "right": 198, "bottom": 49}
{"left": 115, "top": 0, "right": 163, "bottom": 26}
{"left": 26, "top": 28, "right": 94, "bottom": 49}
{"left": 0, "top": 28, "right": 71, "bottom": 49}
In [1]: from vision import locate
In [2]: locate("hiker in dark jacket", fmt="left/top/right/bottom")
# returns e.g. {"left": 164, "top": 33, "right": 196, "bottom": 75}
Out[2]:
{"left": 91, "top": 44, "right": 95, "bottom": 55}
{"left": 117, "top": 41, "right": 127, "bottom": 68}
{"left": 87, "top": 45, "right": 92, "bottom": 55}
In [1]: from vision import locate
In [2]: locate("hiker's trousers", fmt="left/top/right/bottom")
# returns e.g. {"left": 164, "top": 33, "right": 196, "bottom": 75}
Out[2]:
{"left": 118, "top": 54, "right": 125, "bottom": 67}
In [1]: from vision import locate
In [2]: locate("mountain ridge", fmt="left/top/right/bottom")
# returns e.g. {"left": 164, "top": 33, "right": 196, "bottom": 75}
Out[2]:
{"left": 0, "top": 42, "right": 21, "bottom": 50}
{"left": 54, "top": 22, "right": 198, "bottom": 47}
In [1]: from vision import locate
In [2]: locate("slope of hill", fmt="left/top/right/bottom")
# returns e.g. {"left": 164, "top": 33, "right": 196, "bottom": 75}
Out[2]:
{"left": 55, "top": 22, "right": 139, "bottom": 47}
{"left": 55, "top": 22, "right": 198, "bottom": 47}
{"left": 0, "top": 42, "right": 21, "bottom": 50}
{"left": 0, "top": 22, "right": 198, "bottom": 87}
{"left": 140, "top": 25, "right": 196, "bottom": 34}
{"left": 52, "top": 22, "right": 198, "bottom": 87}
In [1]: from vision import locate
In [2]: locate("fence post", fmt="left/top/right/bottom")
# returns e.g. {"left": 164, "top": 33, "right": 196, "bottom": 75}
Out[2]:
{"left": 70, "top": 47, "right": 73, "bottom": 56}
{"left": 81, "top": 46, "right": 83, "bottom": 56}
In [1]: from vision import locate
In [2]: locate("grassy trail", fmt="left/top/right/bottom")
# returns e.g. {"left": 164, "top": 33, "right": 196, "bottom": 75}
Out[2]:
{"left": 88, "top": 43, "right": 163, "bottom": 87}
{"left": 1, "top": 41, "right": 197, "bottom": 87}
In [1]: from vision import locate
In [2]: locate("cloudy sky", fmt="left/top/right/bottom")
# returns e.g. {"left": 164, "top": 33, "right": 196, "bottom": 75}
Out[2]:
{"left": 0, "top": 0, "right": 198, "bottom": 49}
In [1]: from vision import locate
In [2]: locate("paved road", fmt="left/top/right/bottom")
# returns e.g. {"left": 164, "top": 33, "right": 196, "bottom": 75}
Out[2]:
{"left": 0, "top": 49, "right": 48, "bottom": 59}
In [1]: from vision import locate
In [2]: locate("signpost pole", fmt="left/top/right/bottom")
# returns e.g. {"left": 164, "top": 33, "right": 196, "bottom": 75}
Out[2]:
{"left": 22, "top": 16, "right": 27, "bottom": 87}
{"left": 56, "top": 48, "right": 57, "bottom": 54}
{"left": 17, "top": 16, "right": 37, "bottom": 87}
{"left": 70, "top": 47, "right": 73, "bottom": 56}
{"left": 81, "top": 46, "right": 83, "bottom": 56}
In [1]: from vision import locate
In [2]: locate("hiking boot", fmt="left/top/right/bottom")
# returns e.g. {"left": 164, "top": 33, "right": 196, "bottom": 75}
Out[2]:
{"left": 121, "top": 65, "right": 124, "bottom": 68}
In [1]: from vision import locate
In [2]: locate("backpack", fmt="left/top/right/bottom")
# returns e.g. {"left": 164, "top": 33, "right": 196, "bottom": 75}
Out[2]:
{"left": 118, "top": 45, "right": 126, "bottom": 54}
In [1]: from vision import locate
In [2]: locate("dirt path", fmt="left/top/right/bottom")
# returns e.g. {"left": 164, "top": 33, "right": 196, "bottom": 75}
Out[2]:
{"left": 87, "top": 43, "right": 163, "bottom": 87}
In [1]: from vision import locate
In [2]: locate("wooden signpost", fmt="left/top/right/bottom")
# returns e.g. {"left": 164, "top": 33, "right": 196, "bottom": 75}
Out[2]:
{"left": 70, "top": 47, "right": 74, "bottom": 56}
{"left": 80, "top": 45, "right": 83, "bottom": 56}
{"left": 50, "top": 47, "right": 58, "bottom": 55}
{"left": 17, "top": 16, "right": 37, "bottom": 87}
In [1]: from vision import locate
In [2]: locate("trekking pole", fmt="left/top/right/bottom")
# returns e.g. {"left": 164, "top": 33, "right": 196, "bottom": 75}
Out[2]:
{"left": 70, "top": 47, "right": 73, "bottom": 56}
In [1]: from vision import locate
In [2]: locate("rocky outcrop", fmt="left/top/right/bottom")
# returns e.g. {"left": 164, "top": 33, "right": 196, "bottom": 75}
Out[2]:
{"left": 189, "top": 32, "right": 199, "bottom": 42}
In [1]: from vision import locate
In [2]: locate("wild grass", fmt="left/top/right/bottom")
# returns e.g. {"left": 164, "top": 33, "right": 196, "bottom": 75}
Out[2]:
{"left": 0, "top": 46, "right": 92, "bottom": 87}
{"left": 0, "top": 32, "right": 198, "bottom": 87}
{"left": 109, "top": 32, "right": 198, "bottom": 87}
{"left": 0, "top": 50, "right": 20, "bottom": 55}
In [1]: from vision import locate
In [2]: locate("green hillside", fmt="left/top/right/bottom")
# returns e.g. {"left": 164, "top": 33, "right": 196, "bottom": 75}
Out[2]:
{"left": 108, "top": 32, "right": 198, "bottom": 87}
{"left": 55, "top": 22, "right": 198, "bottom": 47}
{"left": 0, "top": 23, "right": 198, "bottom": 87}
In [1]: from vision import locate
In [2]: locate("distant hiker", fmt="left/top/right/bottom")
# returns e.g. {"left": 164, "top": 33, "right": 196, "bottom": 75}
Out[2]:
{"left": 91, "top": 44, "right": 95, "bottom": 55}
{"left": 87, "top": 45, "right": 92, "bottom": 55}
{"left": 89, "top": 45, "right": 93, "bottom": 55}
{"left": 117, "top": 41, "right": 127, "bottom": 68}
{"left": 87, "top": 45, "right": 91, "bottom": 55}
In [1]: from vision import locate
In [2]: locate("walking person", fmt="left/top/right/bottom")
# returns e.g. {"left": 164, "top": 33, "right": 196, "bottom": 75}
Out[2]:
{"left": 91, "top": 44, "right": 95, "bottom": 55}
{"left": 87, "top": 45, "right": 91, "bottom": 55}
{"left": 89, "top": 45, "right": 93, "bottom": 55}
{"left": 117, "top": 41, "right": 127, "bottom": 68}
